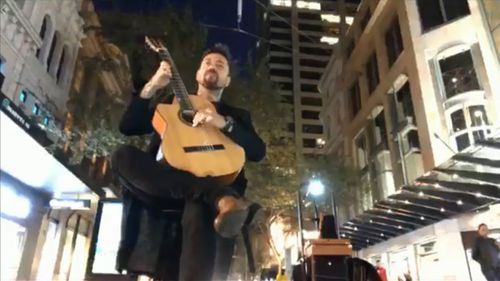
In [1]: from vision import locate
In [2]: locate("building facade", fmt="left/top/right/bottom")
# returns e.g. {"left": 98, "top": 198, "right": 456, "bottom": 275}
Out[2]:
{"left": 319, "top": 0, "right": 500, "bottom": 280}
{"left": 260, "top": 0, "right": 359, "bottom": 155}
{"left": 0, "top": 1, "right": 123, "bottom": 280}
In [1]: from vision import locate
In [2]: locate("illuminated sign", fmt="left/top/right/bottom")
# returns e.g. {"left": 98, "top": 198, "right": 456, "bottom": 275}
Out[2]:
{"left": 1, "top": 93, "right": 31, "bottom": 131}
{"left": 0, "top": 92, "right": 52, "bottom": 146}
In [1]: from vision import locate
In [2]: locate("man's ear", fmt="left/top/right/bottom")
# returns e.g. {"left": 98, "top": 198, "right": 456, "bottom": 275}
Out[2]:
{"left": 225, "top": 76, "right": 231, "bottom": 87}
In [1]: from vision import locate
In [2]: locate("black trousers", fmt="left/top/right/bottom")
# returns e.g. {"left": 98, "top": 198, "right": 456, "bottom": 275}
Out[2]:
{"left": 181, "top": 200, "right": 235, "bottom": 281}
{"left": 481, "top": 266, "right": 500, "bottom": 281}
{"left": 111, "top": 145, "right": 237, "bottom": 280}
{"left": 111, "top": 145, "right": 238, "bottom": 208}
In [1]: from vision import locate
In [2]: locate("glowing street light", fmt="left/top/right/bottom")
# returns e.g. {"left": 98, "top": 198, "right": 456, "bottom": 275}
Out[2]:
{"left": 307, "top": 179, "right": 325, "bottom": 196}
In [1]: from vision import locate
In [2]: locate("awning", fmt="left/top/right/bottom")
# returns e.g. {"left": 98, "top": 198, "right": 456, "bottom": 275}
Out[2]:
{"left": 0, "top": 95, "right": 94, "bottom": 197}
{"left": 340, "top": 131, "right": 500, "bottom": 250}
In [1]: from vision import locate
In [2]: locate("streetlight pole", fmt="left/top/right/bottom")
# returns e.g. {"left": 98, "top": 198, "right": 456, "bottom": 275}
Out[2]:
{"left": 330, "top": 190, "right": 340, "bottom": 239}
{"left": 296, "top": 190, "right": 305, "bottom": 258}
{"left": 296, "top": 189, "right": 307, "bottom": 281}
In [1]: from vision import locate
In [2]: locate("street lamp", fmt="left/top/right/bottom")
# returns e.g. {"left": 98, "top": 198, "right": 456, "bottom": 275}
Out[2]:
{"left": 296, "top": 178, "right": 341, "bottom": 280}
{"left": 307, "top": 179, "right": 325, "bottom": 197}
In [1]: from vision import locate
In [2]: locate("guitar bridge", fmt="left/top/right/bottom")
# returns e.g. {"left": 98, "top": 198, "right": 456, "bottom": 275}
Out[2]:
{"left": 183, "top": 144, "right": 225, "bottom": 153}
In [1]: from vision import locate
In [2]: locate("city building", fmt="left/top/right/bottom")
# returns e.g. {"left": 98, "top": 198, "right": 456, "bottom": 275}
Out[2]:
{"left": 319, "top": 0, "right": 500, "bottom": 280}
{"left": 258, "top": 0, "right": 359, "bottom": 156}
{"left": 0, "top": 0, "right": 124, "bottom": 280}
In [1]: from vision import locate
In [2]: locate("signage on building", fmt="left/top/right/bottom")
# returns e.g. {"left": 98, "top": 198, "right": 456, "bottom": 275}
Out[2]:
{"left": 0, "top": 92, "right": 52, "bottom": 146}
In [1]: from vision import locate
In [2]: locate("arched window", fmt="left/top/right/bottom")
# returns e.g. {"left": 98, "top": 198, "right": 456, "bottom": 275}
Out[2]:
{"left": 435, "top": 44, "right": 481, "bottom": 100}
{"left": 36, "top": 15, "right": 51, "bottom": 59}
{"left": 46, "top": 32, "right": 59, "bottom": 72}
{"left": 56, "top": 46, "right": 68, "bottom": 83}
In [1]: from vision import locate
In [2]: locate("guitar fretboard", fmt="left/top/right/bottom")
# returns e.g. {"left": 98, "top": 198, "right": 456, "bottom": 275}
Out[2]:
{"left": 158, "top": 49, "right": 194, "bottom": 112}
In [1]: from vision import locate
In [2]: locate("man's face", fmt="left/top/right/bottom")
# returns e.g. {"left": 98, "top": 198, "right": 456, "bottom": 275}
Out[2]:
{"left": 196, "top": 53, "right": 231, "bottom": 90}
{"left": 478, "top": 225, "right": 489, "bottom": 237}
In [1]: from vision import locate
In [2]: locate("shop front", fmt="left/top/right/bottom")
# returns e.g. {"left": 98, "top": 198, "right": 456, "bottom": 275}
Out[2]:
{"left": 1, "top": 92, "right": 99, "bottom": 281}
{"left": 341, "top": 131, "right": 500, "bottom": 281}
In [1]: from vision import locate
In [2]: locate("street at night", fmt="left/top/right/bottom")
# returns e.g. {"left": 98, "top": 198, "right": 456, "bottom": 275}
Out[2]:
{"left": 1, "top": 0, "right": 499, "bottom": 280}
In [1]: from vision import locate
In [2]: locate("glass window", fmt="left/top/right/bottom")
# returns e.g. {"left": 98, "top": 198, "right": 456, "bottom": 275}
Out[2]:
{"left": 456, "top": 132, "right": 470, "bottom": 151}
{"left": 374, "top": 110, "right": 388, "bottom": 148}
{"left": 302, "top": 138, "right": 317, "bottom": 148}
{"left": 366, "top": 52, "right": 379, "bottom": 95}
{"left": 350, "top": 81, "right": 361, "bottom": 119}
{"left": 468, "top": 105, "right": 488, "bottom": 127}
{"left": 451, "top": 109, "right": 466, "bottom": 132}
{"left": 302, "top": 124, "right": 323, "bottom": 134}
{"left": 0, "top": 57, "right": 6, "bottom": 74}
{"left": 32, "top": 104, "right": 40, "bottom": 115}
{"left": 20, "top": 90, "right": 27, "bottom": 103}
{"left": 385, "top": 17, "right": 403, "bottom": 67}
{"left": 439, "top": 49, "right": 480, "bottom": 99}
{"left": 417, "top": 0, "right": 470, "bottom": 32}
{"left": 355, "top": 133, "right": 368, "bottom": 170}
{"left": 396, "top": 81, "right": 416, "bottom": 122}
{"left": 301, "top": 110, "right": 320, "bottom": 120}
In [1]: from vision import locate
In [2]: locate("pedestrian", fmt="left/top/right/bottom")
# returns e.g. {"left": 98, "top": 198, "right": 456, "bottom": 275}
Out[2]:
{"left": 375, "top": 260, "right": 387, "bottom": 281}
{"left": 472, "top": 223, "right": 500, "bottom": 281}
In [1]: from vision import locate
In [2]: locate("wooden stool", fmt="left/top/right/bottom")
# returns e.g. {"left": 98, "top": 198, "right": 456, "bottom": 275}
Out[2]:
{"left": 304, "top": 239, "right": 352, "bottom": 281}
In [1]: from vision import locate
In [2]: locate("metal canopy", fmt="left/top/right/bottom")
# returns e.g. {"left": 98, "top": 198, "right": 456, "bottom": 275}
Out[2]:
{"left": 342, "top": 133, "right": 500, "bottom": 251}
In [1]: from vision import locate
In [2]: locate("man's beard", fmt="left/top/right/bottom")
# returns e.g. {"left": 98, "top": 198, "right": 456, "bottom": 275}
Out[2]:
{"left": 202, "top": 70, "right": 222, "bottom": 90}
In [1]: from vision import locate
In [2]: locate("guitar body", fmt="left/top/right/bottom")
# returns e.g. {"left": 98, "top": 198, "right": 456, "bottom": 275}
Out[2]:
{"left": 152, "top": 95, "right": 245, "bottom": 185}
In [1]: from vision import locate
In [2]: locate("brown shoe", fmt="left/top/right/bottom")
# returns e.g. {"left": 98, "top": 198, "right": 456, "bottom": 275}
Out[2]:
{"left": 214, "top": 196, "right": 250, "bottom": 238}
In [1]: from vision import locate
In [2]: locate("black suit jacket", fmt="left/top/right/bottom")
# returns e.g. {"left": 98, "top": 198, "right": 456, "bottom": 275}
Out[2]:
{"left": 118, "top": 92, "right": 266, "bottom": 193}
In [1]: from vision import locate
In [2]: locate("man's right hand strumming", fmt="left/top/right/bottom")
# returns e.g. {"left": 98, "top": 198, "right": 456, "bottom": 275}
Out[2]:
{"left": 140, "top": 61, "right": 172, "bottom": 99}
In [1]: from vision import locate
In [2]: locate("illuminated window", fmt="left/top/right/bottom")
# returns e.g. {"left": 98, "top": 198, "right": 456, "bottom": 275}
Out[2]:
{"left": 32, "top": 104, "right": 40, "bottom": 115}
{"left": 297, "top": 1, "right": 320, "bottom": 10}
{"left": 320, "top": 36, "right": 339, "bottom": 45}
{"left": 19, "top": 91, "right": 27, "bottom": 103}
{"left": 321, "top": 14, "right": 354, "bottom": 24}
{"left": 271, "top": 0, "right": 291, "bottom": 7}
{"left": 0, "top": 57, "right": 6, "bottom": 74}
{"left": 448, "top": 104, "right": 490, "bottom": 151}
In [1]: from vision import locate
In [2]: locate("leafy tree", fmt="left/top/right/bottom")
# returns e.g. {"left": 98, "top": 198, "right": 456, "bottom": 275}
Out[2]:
{"left": 224, "top": 61, "right": 299, "bottom": 210}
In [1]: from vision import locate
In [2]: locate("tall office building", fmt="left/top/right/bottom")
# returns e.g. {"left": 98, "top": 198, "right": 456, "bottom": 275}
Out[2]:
{"left": 258, "top": 0, "right": 359, "bottom": 155}
{"left": 319, "top": 0, "right": 499, "bottom": 280}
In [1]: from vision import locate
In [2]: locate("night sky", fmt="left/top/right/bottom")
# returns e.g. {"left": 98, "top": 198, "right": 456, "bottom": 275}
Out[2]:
{"left": 93, "top": 0, "right": 257, "bottom": 65}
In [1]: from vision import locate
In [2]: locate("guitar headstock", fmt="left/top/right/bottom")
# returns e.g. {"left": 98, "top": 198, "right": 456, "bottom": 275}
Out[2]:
{"left": 145, "top": 36, "right": 168, "bottom": 57}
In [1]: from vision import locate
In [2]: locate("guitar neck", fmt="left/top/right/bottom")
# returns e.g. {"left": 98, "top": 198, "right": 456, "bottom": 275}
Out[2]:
{"left": 158, "top": 49, "right": 194, "bottom": 111}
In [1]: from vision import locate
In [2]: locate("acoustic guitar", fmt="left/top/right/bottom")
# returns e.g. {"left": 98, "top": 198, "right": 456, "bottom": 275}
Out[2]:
{"left": 145, "top": 37, "right": 245, "bottom": 185}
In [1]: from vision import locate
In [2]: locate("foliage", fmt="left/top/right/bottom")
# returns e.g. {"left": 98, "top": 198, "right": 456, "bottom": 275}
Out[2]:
{"left": 223, "top": 60, "right": 299, "bottom": 209}
{"left": 63, "top": 5, "right": 208, "bottom": 163}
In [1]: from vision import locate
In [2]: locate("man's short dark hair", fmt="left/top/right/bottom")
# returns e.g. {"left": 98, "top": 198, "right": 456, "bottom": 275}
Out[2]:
{"left": 201, "top": 43, "right": 232, "bottom": 67}
{"left": 478, "top": 223, "right": 487, "bottom": 230}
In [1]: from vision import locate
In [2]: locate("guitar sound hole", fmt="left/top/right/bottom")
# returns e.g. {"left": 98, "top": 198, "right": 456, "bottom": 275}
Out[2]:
{"left": 179, "top": 109, "right": 195, "bottom": 125}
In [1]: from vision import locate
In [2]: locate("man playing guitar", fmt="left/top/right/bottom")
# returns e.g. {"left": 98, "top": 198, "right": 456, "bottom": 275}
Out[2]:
{"left": 111, "top": 42, "right": 266, "bottom": 280}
